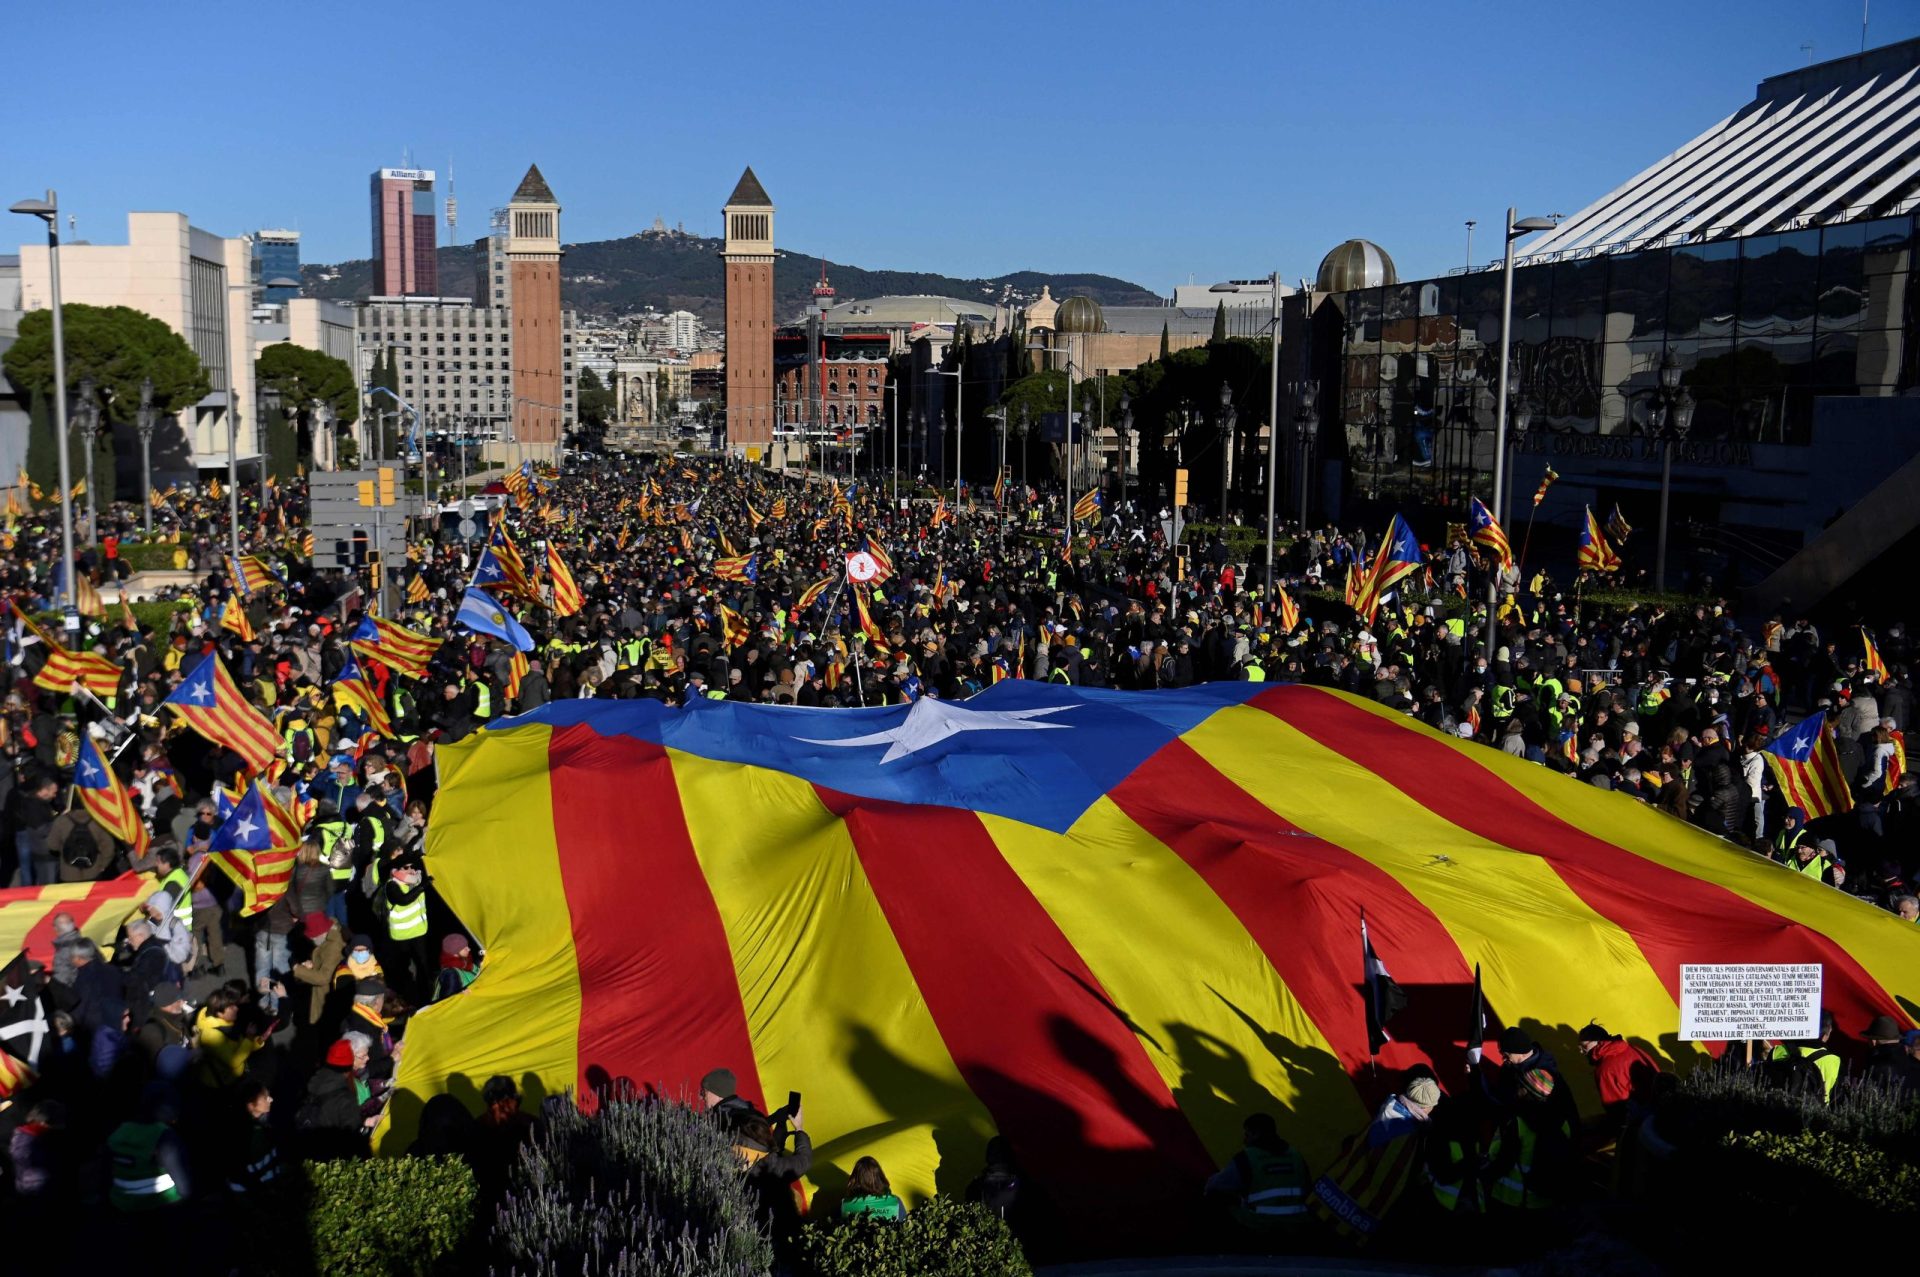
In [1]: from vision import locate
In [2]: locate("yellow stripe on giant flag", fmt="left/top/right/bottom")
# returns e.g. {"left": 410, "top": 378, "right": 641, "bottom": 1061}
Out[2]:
{"left": 981, "top": 799, "right": 1368, "bottom": 1167}
{"left": 375, "top": 723, "right": 578, "bottom": 1150}
{"left": 1186, "top": 704, "right": 1680, "bottom": 1113}
{"left": 670, "top": 750, "right": 993, "bottom": 1203}
{"left": 1359, "top": 693, "right": 1920, "bottom": 1035}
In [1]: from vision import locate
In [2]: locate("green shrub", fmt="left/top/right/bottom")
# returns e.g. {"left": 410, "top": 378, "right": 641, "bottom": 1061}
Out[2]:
{"left": 236, "top": 1157, "right": 478, "bottom": 1277}
{"left": 307, "top": 1157, "right": 477, "bottom": 1276}
{"left": 798, "top": 1196, "right": 1030, "bottom": 1277}
{"left": 104, "top": 541, "right": 184, "bottom": 572}
{"left": 1719, "top": 1130, "right": 1920, "bottom": 1218}
{"left": 1673, "top": 1058, "right": 1919, "bottom": 1154}
{"left": 490, "top": 1096, "right": 773, "bottom": 1277}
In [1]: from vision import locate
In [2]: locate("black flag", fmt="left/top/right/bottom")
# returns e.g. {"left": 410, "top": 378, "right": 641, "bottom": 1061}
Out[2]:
{"left": 0, "top": 951, "right": 49, "bottom": 1096}
{"left": 1361, "top": 917, "right": 1406, "bottom": 1055}
{"left": 1466, "top": 962, "right": 1487, "bottom": 1064}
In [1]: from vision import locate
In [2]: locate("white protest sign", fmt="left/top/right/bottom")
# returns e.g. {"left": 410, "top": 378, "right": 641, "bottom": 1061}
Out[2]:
{"left": 1679, "top": 964, "right": 1822, "bottom": 1041}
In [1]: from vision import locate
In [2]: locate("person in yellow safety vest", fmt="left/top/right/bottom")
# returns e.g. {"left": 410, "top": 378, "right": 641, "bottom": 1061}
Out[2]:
{"left": 282, "top": 713, "right": 318, "bottom": 765}
{"left": 380, "top": 857, "right": 433, "bottom": 1002}
{"left": 153, "top": 845, "right": 194, "bottom": 929}
{"left": 1484, "top": 1067, "right": 1573, "bottom": 1215}
{"left": 617, "top": 634, "right": 646, "bottom": 668}
{"left": 1767, "top": 1009, "right": 1842, "bottom": 1102}
{"left": 1769, "top": 806, "right": 1809, "bottom": 863}
{"left": 387, "top": 683, "right": 418, "bottom": 738}
{"left": 108, "top": 1086, "right": 191, "bottom": 1211}
{"left": 469, "top": 676, "right": 494, "bottom": 721}
{"left": 1205, "top": 1112, "right": 1311, "bottom": 1241}
{"left": 1792, "top": 836, "right": 1842, "bottom": 886}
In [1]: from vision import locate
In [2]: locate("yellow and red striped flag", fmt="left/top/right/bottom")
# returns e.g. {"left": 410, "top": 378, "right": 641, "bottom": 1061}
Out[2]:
{"left": 1764, "top": 711, "right": 1855, "bottom": 821}
{"left": 1277, "top": 585, "right": 1300, "bottom": 634}
{"left": 717, "top": 603, "right": 750, "bottom": 651}
{"left": 331, "top": 651, "right": 394, "bottom": 739}
{"left": 220, "top": 593, "right": 255, "bottom": 642}
{"left": 407, "top": 572, "right": 431, "bottom": 604}
{"left": 794, "top": 575, "right": 834, "bottom": 617}
{"left": 162, "top": 652, "right": 282, "bottom": 773}
{"left": 348, "top": 615, "right": 441, "bottom": 679}
{"left": 506, "top": 649, "right": 529, "bottom": 702}
{"left": 548, "top": 543, "right": 584, "bottom": 617}
{"left": 1577, "top": 506, "right": 1623, "bottom": 573}
{"left": 74, "top": 736, "right": 149, "bottom": 856}
{"left": 1531, "top": 465, "right": 1558, "bottom": 507}
{"left": 1860, "top": 627, "right": 1889, "bottom": 682}
{"left": 380, "top": 683, "right": 1918, "bottom": 1250}
{"left": 12, "top": 600, "right": 124, "bottom": 699}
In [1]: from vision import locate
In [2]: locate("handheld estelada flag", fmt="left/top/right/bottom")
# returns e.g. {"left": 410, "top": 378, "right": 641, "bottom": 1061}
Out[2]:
{"left": 0, "top": 950, "right": 49, "bottom": 1097}
{"left": 1361, "top": 915, "right": 1406, "bottom": 1056}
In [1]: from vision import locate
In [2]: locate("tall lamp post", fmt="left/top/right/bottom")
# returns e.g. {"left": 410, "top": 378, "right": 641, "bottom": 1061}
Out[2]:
{"left": 1649, "top": 349, "right": 1696, "bottom": 593}
{"left": 1485, "top": 206, "right": 1557, "bottom": 669}
{"left": 10, "top": 192, "right": 77, "bottom": 615}
{"left": 136, "top": 377, "right": 156, "bottom": 534}
{"left": 1293, "top": 380, "right": 1319, "bottom": 530}
{"left": 1014, "top": 404, "right": 1030, "bottom": 489}
{"left": 1116, "top": 392, "right": 1132, "bottom": 519}
{"left": 931, "top": 364, "right": 962, "bottom": 499}
{"left": 74, "top": 376, "right": 99, "bottom": 545}
{"left": 1027, "top": 338, "right": 1079, "bottom": 543}
{"left": 884, "top": 381, "right": 900, "bottom": 507}
{"left": 1216, "top": 381, "right": 1235, "bottom": 522}
{"left": 1491, "top": 207, "right": 1559, "bottom": 527}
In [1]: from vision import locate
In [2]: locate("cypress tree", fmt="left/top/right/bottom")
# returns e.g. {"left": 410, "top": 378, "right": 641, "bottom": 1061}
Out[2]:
{"left": 1211, "top": 301, "right": 1227, "bottom": 343}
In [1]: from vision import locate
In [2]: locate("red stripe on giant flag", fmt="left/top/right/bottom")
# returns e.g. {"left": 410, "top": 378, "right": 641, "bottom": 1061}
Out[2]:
{"left": 823, "top": 789, "right": 1215, "bottom": 1246}
{"left": 548, "top": 726, "right": 764, "bottom": 1110}
{"left": 1261, "top": 686, "right": 1900, "bottom": 1038}
{"left": 1109, "top": 738, "right": 1475, "bottom": 1080}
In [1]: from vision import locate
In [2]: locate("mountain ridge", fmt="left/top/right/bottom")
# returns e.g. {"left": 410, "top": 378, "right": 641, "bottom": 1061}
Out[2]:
{"left": 302, "top": 231, "right": 1165, "bottom": 325}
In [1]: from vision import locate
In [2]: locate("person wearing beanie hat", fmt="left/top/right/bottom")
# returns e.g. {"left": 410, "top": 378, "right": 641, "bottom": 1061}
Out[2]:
{"left": 1484, "top": 1063, "right": 1574, "bottom": 1221}
{"left": 433, "top": 933, "right": 479, "bottom": 1004}
{"left": 334, "top": 933, "right": 384, "bottom": 992}
{"left": 288, "top": 912, "right": 347, "bottom": 1032}
{"left": 296, "top": 1038, "right": 373, "bottom": 1160}
{"left": 1306, "top": 1068, "right": 1441, "bottom": 1240}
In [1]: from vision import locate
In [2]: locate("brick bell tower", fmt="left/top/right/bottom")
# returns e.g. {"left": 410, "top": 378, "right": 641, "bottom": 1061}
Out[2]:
{"left": 507, "top": 164, "right": 564, "bottom": 451}
{"left": 722, "top": 167, "right": 775, "bottom": 459}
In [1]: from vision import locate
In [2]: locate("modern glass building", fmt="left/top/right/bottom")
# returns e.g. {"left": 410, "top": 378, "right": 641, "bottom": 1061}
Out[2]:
{"left": 252, "top": 230, "right": 301, "bottom": 303}
{"left": 1303, "top": 38, "right": 1920, "bottom": 602}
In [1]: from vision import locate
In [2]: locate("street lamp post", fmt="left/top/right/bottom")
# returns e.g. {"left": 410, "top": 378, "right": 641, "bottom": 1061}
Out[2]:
{"left": 931, "top": 365, "right": 962, "bottom": 500}
{"left": 1486, "top": 206, "right": 1558, "bottom": 669}
{"left": 1293, "top": 381, "right": 1318, "bottom": 530}
{"left": 1027, "top": 338, "right": 1079, "bottom": 544}
{"left": 74, "top": 376, "right": 99, "bottom": 545}
{"left": 136, "top": 377, "right": 156, "bottom": 535}
{"left": 1116, "top": 392, "right": 1132, "bottom": 519}
{"left": 1014, "top": 404, "right": 1030, "bottom": 490}
{"left": 885, "top": 381, "right": 899, "bottom": 507}
{"left": 11, "top": 192, "right": 77, "bottom": 614}
{"left": 1216, "top": 381, "right": 1234, "bottom": 523}
{"left": 1264, "top": 272, "right": 1282, "bottom": 596}
{"left": 1650, "top": 349, "right": 1697, "bottom": 593}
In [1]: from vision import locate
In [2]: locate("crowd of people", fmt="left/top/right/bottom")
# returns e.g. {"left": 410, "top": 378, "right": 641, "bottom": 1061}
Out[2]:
{"left": 0, "top": 448, "right": 1912, "bottom": 1258}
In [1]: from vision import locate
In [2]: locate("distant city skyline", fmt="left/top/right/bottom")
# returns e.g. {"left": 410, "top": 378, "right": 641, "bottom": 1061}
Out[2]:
{"left": 10, "top": 0, "right": 1917, "bottom": 294}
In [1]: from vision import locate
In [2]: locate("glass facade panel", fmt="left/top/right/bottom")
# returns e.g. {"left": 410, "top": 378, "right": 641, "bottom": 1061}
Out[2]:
{"left": 1739, "top": 229, "right": 1818, "bottom": 337}
{"left": 1668, "top": 240, "right": 1739, "bottom": 340}
{"left": 1608, "top": 249, "right": 1670, "bottom": 340}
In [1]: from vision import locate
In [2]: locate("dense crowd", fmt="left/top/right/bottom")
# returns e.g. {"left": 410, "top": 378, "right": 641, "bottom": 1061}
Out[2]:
{"left": 0, "top": 450, "right": 1913, "bottom": 1259}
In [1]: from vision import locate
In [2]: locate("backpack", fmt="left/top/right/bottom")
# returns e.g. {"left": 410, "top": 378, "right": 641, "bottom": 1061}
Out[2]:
{"left": 1766, "top": 1044, "right": 1834, "bottom": 1097}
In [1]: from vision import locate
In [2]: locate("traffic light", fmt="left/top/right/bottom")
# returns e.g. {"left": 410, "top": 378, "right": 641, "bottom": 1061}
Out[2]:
{"left": 378, "top": 467, "right": 397, "bottom": 505}
{"left": 357, "top": 479, "right": 375, "bottom": 507}
{"left": 1175, "top": 545, "right": 1190, "bottom": 581}
{"left": 368, "top": 550, "right": 383, "bottom": 593}
{"left": 1173, "top": 467, "right": 1189, "bottom": 508}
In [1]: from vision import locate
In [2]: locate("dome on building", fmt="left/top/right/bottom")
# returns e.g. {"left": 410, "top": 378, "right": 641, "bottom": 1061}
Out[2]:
{"left": 1054, "top": 295, "right": 1105, "bottom": 334}
{"left": 1315, "top": 239, "right": 1398, "bottom": 293}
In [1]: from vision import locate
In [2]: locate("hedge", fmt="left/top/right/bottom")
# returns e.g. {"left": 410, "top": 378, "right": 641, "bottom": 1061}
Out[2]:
{"left": 237, "top": 1156, "right": 478, "bottom": 1277}
{"left": 1719, "top": 1129, "right": 1920, "bottom": 1218}
{"left": 102, "top": 541, "right": 187, "bottom": 572}
{"left": 798, "top": 1196, "right": 1031, "bottom": 1277}
{"left": 490, "top": 1096, "right": 773, "bottom": 1277}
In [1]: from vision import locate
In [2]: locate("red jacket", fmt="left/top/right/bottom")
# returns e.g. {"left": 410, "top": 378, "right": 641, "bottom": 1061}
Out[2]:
{"left": 1588, "top": 1037, "right": 1660, "bottom": 1108}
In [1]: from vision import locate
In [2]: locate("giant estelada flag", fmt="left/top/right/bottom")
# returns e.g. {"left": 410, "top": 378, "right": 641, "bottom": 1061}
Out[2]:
{"left": 386, "top": 683, "right": 1916, "bottom": 1245}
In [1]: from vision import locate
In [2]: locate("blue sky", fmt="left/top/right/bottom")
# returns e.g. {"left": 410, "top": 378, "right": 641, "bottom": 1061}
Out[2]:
{"left": 8, "top": 1, "right": 1915, "bottom": 294}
